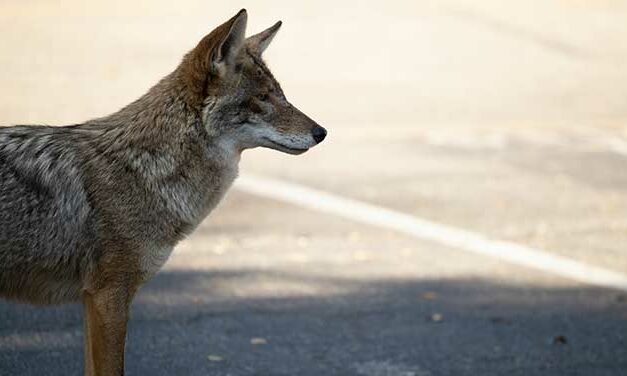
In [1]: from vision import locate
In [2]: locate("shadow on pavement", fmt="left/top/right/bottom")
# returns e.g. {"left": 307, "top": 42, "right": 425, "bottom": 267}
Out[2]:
{"left": 1, "top": 269, "right": 626, "bottom": 376}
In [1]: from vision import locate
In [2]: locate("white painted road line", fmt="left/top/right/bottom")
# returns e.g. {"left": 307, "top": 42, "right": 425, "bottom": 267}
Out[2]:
{"left": 235, "top": 174, "right": 627, "bottom": 292}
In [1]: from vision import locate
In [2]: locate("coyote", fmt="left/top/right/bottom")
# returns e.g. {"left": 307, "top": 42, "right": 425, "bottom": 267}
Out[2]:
{"left": 0, "top": 9, "right": 326, "bottom": 375}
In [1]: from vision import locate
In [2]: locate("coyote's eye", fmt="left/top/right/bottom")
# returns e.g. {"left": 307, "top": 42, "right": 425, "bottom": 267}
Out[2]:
{"left": 257, "top": 93, "right": 269, "bottom": 101}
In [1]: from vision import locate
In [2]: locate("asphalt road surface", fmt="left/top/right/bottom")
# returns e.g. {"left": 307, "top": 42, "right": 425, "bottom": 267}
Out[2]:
{"left": 1, "top": 1, "right": 627, "bottom": 375}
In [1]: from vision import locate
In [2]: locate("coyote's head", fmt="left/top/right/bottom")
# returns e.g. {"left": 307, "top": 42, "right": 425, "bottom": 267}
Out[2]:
{"left": 179, "top": 9, "right": 326, "bottom": 155}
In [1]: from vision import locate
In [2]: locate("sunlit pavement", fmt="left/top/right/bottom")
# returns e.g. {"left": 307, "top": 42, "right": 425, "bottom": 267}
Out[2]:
{"left": 1, "top": 1, "right": 627, "bottom": 375}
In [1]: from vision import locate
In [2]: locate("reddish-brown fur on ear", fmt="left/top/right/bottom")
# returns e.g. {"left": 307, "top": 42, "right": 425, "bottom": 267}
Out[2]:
{"left": 179, "top": 9, "right": 246, "bottom": 108}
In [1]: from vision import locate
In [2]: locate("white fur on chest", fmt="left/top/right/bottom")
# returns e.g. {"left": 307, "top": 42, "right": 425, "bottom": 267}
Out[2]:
{"left": 140, "top": 246, "right": 174, "bottom": 280}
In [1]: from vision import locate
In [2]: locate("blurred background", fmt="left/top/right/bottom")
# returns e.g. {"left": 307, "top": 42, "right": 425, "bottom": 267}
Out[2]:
{"left": 1, "top": 1, "right": 627, "bottom": 375}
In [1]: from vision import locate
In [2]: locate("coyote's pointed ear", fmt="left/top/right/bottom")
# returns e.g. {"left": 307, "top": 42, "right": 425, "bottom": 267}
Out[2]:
{"left": 246, "top": 21, "right": 282, "bottom": 55}
{"left": 180, "top": 9, "right": 247, "bottom": 105}
{"left": 210, "top": 9, "right": 247, "bottom": 75}
{"left": 184, "top": 9, "right": 247, "bottom": 78}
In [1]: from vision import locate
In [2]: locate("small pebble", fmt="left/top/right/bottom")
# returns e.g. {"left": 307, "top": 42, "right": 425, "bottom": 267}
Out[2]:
{"left": 421, "top": 292, "right": 438, "bottom": 300}
{"left": 552, "top": 335, "right": 568, "bottom": 345}
{"left": 250, "top": 337, "right": 268, "bottom": 345}
{"left": 429, "top": 313, "right": 444, "bottom": 323}
{"left": 207, "top": 355, "right": 224, "bottom": 362}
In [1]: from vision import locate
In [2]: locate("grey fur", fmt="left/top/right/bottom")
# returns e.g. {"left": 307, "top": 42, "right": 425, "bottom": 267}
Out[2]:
{"left": 0, "top": 12, "right": 325, "bottom": 308}
{"left": 0, "top": 125, "right": 93, "bottom": 302}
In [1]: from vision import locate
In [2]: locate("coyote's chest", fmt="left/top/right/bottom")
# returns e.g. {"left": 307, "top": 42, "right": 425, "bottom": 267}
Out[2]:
{"left": 137, "top": 142, "right": 239, "bottom": 224}
{"left": 139, "top": 246, "right": 174, "bottom": 280}
{"left": 136, "top": 145, "right": 239, "bottom": 279}
{"left": 161, "top": 158, "right": 238, "bottom": 226}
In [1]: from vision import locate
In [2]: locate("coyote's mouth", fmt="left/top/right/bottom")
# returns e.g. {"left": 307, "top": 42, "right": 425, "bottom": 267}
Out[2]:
{"left": 263, "top": 138, "right": 309, "bottom": 155}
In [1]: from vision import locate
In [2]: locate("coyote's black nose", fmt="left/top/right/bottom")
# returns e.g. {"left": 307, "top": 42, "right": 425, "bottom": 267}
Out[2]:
{"left": 312, "top": 126, "right": 327, "bottom": 144}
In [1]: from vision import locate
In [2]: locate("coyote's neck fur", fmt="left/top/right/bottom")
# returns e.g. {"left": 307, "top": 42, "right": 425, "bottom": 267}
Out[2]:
{"left": 85, "top": 71, "right": 241, "bottom": 228}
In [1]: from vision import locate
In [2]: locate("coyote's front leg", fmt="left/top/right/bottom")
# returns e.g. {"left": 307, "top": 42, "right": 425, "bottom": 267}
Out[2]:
{"left": 83, "top": 284, "right": 135, "bottom": 376}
